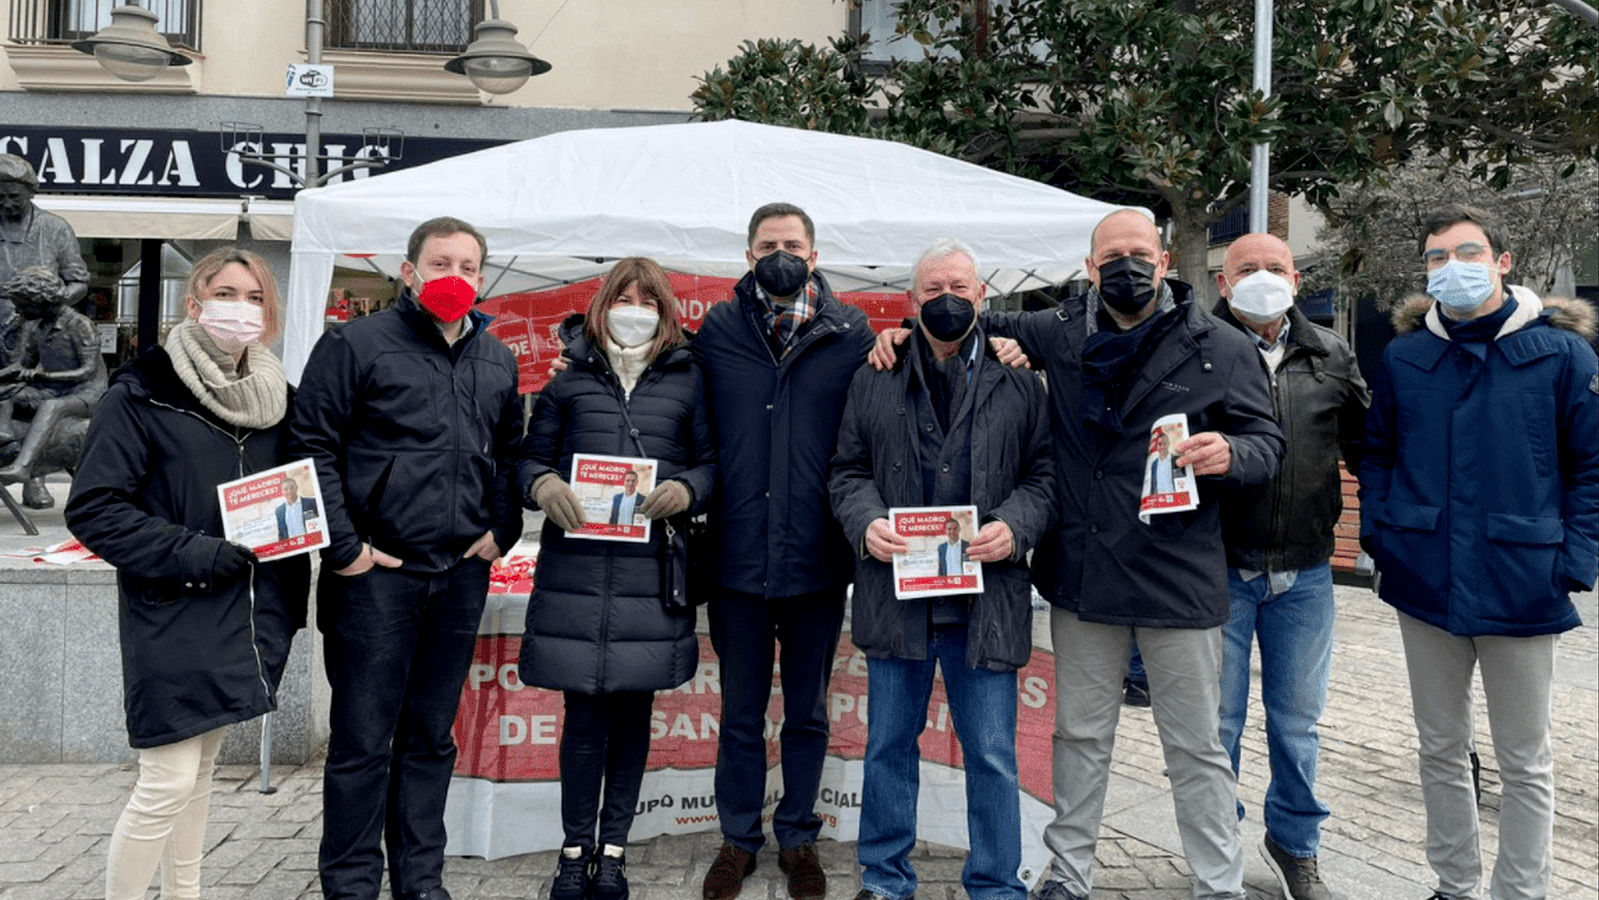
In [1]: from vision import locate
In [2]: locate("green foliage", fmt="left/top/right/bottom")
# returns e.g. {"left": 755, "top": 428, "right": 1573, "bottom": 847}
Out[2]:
{"left": 690, "top": 0, "right": 1597, "bottom": 282}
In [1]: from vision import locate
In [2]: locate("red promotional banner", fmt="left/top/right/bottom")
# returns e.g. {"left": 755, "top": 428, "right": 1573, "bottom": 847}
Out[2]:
{"left": 478, "top": 277, "right": 915, "bottom": 394}
{"left": 451, "top": 630, "right": 1058, "bottom": 805}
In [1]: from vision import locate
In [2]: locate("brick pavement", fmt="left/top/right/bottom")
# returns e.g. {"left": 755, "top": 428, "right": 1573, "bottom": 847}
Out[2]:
{"left": 2, "top": 583, "right": 1594, "bottom": 900}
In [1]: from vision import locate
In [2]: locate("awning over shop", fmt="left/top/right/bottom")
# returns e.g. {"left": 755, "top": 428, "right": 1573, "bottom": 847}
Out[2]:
{"left": 32, "top": 195, "right": 296, "bottom": 241}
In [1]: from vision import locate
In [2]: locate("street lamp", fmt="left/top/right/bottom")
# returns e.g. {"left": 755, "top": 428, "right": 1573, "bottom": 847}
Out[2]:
{"left": 444, "top": 1, "right": 551, "bottom": 95}
{"left": 70, "top": 3, "right": 191, "bottom": 82}
{"left": 76, "top": 1, "right": 549, "bottom": 93}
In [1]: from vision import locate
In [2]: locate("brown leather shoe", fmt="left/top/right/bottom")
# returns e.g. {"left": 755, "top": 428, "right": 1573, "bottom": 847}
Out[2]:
{"left": 702, "top": 842, "right": 757, "bottom": 900}
{"left": 778, "top": 841, "right": 826, "bottom": 900}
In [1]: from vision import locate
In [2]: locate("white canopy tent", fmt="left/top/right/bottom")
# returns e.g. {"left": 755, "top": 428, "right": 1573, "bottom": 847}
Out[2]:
{"left": 285, "top": 119, "right": 1127, "bottom": 380}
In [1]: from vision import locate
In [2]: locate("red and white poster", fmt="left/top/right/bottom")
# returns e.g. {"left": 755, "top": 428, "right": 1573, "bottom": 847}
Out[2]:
{"left": 443, "top": 592, "right": 1057, "bottom": 889}
{"left": 566, "top": 453, "right": 656, "bottom": 543}
{"left": 1138, "top": 413, "right": 1200, "bottom": 523}
{"left": 888, "top": 505, "right": 983, "bottom": 599}
{"left": 214, "top": 459, "right": 329, "bottom": 561}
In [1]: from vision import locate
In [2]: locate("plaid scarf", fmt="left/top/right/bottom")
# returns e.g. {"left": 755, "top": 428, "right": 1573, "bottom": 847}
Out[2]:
{"left": 758, "top": 278, "right": 820, "bottom": 356}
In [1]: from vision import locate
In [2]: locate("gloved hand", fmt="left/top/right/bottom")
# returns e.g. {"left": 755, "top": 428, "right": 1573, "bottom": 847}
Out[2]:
{"left": 638, "top": 479, "right": 692, "bottom": 519}
{"left": 534, "top": 474, "right": 585, "bottom": 532}
{"left": 213, "top": 541, "right": 258, "bottom": 581}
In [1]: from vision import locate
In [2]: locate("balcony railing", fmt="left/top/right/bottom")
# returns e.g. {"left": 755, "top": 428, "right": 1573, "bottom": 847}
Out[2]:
{"left": 8, "top": 0, "right": 200, "bottom": 51}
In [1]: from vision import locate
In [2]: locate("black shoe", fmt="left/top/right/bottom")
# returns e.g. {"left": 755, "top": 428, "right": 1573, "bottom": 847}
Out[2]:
{"left": 1123, "top": 677, "right": 1151, "bottom": 707}
{"left": 1035, "top": 880, "right": 1087, "bottom": 900}
{"left": 1470, "top": 750, "right": 1483, "bottom": 804}
{"left": 591, "top": 849, "right": 629, "bottom": 900}
{"left": 1260, "top": 833, "right": 1331, "bottom": 900}
{"left": 551, "top": 848, "right": 590, "bottom": 900}
{"left": 399, "top": 890, "right": 453, "bottom": 900}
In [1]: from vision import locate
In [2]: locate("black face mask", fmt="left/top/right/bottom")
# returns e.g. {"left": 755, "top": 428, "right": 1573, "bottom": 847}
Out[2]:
{"left": 919, "top": 293, "right": 977, "bottom": 342}
{"left": 1096, "top": 256, "right": 1159, "bottom": 315}
{"left": 753, "top": 250, "right": 810, "bottom": 299}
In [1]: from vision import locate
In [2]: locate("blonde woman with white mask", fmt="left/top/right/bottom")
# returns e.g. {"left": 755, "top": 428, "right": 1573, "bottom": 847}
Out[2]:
{"left": 65, "top": 247, "right": 309, "bottom": 900}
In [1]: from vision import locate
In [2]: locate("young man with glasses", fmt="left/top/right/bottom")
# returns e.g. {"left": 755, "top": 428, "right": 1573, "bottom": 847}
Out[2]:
{"left": 1359, "top": 204, "right": 1597, "bottom": 900}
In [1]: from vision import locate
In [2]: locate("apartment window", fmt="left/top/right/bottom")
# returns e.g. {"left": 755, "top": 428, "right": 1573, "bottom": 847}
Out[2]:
{"left": 326, "top": 0, "right": 481, "bottom": 54}
{"left": 850, "top": 0, "right": 960, "bottom": 65}
{"left": 8, "top": 0, "right": 199, "bottom": 50}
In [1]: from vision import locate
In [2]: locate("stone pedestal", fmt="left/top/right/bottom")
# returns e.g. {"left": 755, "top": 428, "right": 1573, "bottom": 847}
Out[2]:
{"left": 0, "top": 478, "right": 327, "bottom": 765}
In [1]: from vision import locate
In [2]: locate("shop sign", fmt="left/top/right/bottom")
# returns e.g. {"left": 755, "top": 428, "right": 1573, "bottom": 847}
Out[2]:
{"left": 0, "top": 124, "right": 500, "bottom": 200}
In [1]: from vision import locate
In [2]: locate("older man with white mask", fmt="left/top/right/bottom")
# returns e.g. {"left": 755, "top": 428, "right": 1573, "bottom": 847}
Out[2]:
{"left": 1211, "top": 233, "right": 1369, "bottom": 900}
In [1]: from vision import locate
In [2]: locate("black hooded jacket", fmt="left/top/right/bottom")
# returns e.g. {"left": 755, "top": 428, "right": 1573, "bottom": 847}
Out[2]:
{"left": 65, "top": 348, "right": 309, "bottom": 748}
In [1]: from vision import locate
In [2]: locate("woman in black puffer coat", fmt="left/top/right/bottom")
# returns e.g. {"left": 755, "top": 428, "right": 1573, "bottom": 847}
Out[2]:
{"left": 519, "top": 257, "right": 715, "bottom": 900}
{"left": 64, "top": 247, "right": 308, "bottom": 900}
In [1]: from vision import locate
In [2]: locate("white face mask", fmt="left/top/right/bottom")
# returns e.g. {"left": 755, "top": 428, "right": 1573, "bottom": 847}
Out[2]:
{"left": 607, "top": 305, "right": 660, "bottom": 348}
{"left": 197, "top": 299, "right": 266, "bottom": 353}
{"left": 1226, "top": 270, "right": 1296, "bottom": 324}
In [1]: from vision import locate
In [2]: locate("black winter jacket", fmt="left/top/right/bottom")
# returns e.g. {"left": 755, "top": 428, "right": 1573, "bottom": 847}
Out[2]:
{"left": 985, "top": 284, "right": 1284, "bottom": 628}
{"left": 65, "top": 348, "right": 309, "bottom": 749}
{"left": 289, "top": 290, "right": 524, "bottom": 574}
{"left": 693, "top": 271, "right": 874, "bottom": 599}
{"left": 830, "top": 329, "right": 1056, "bottom": 671}
{"left": 517, "top": 321, "right": 716, "bottom": 694}
{"left": 1213, "top": 303, "right": 1370, "bottom": 572}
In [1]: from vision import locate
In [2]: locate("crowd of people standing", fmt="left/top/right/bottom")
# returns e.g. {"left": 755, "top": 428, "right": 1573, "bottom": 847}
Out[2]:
{"left": 61, "top": 199, "right": 1594, "bottom": 900}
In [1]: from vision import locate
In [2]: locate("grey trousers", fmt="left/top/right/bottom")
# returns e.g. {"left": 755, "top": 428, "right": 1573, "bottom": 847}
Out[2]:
{"left": 1044, "top": 608, "right": 1245, "bottom": 900}
{"left": 1397, "top": 611, "right": 1559, "bottom": 900}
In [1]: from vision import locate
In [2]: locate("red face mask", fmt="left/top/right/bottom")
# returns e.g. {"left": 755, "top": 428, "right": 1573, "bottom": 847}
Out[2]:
{"left": 417, "top": 275, "right": 478, "bottom": 323}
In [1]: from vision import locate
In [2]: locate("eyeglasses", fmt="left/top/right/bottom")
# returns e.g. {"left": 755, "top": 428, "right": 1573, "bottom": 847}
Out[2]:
{"left": 1421, "top": 242, "right": 1491, "bottom": 269}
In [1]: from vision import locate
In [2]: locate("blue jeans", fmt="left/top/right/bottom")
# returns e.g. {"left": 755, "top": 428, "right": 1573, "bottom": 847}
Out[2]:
{"left": 858, "top": 625, "right": 1024, "bottom": 900}
{"left": 1217, "top": 562, "right": 1334, "bottom": 858}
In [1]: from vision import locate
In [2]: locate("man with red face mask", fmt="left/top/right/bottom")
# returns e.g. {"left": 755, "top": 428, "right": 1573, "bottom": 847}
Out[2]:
{"left": 292, "top": 217, "right": 524, "bottom": 900}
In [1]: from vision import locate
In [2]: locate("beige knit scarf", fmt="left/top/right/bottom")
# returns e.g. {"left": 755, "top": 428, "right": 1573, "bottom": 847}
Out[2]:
{"left": 163, "top": 318, "right": 288, "bottom": 429}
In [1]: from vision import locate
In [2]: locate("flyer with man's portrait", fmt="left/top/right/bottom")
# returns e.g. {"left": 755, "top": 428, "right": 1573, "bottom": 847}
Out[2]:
{"left": 1139, "top": 413, "right": 1201, "bottom": 523}
{"left": 215, "top": 459, "right": 329, "bottom": 561}
{"left": 568, "top": 453, "right": 656, "bottom": 543}
{"left": 888, "top": 505, "right": 983, "bottom": 600}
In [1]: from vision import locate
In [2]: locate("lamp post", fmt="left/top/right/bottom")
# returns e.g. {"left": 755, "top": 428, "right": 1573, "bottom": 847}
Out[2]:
{"left": 69, "top": 2, "right": 190, "bottom": 81}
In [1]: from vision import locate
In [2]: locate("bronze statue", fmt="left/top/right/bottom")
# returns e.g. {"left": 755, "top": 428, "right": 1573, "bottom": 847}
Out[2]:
{"left": 0, "top": 267, "right": 107, "bottom": 508}
{"left": 0, "top": 154, "right": 90, "bottom": 309}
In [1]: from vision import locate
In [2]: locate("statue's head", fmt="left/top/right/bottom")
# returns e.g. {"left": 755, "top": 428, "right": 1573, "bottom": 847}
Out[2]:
{"left": 0, "top": 155, "right": 39, "bottom": 221}
{"left": 4, "top": 266, "right": 66, "bottom": 319}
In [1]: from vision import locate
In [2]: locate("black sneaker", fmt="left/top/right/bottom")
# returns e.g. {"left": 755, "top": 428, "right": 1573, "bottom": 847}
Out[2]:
{"left": 591, "top": 849, "right": 629, "bottom": 900}
{"left": 1260, "top": 833, "right": 1331, "bottom": 900}
{"left": 1123, "top": 678, "right": 1151, "bottom": 707}
{"left": 1470, "top": 750, "right": 1483, "bottom": 804}
{"left": 551, "top": 847, "right": 590, "bottom": 900}
{"left": 1035, "top": 880, "right": 1087, "bottom": 900}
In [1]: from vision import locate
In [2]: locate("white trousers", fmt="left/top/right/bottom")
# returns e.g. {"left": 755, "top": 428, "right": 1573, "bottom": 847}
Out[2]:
{"left": 1398, "top": 612, "right": 1558, "bottom": 900}
{"left": 105, "top": 727, "right": 225, "bottom": 900}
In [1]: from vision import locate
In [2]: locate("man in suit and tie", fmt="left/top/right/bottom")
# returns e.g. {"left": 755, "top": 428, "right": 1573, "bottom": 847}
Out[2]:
{"left": 1149, "top": 429, "right": 1177, "bottom": 495}
{"left": 937, "top": 517, "right": 969, "bottom": 577}
{"left": 609, "top": 470, "right": 641, "bottom": 525}
{"left": 276, "top": 475, "right": 318, "bottom": 539}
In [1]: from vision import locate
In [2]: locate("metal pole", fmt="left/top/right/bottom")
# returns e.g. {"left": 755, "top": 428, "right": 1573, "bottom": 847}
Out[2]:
{"left": 258, "top": 711, "right": 277, "bottom": 793}
{"left": 304, "top": 0, "right": 325, "bottom": 187}
{"left": 1248, "top": 0, "right": 1273, "bottom": 233}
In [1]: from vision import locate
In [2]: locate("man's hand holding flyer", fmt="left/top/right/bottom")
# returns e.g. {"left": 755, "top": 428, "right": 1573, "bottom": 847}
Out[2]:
{"left": 888, "top": 505, "right": 984, "bottom": 600}
{"left": 1139, "top": 413, "right": 1201, "bottom": 523}
{"left": 216, "top": 459, "right": 328, "bottom": 561}
{"left": 566, "top": 453, "right": 656, "bottom": 543}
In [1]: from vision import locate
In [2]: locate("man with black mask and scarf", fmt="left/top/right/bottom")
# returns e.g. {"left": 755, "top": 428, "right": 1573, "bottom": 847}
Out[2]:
{"left": 694, "top": 203, "right": 875, "bottom": 900}
{"left": 869, "top": 209, "right": 1282, "bottom": 900}
{"left": 830, "top": 239, "right": 1055, "bottom": 900}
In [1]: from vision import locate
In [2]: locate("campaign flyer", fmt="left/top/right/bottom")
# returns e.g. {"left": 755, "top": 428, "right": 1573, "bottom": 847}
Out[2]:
{"left": 216, "top": 459, "right": 329, "bottom": 561}
{"left": 888, "top": 505, "right": 983, "bottom": 600}
{"left": 568, "top": 453, "right": 656, "bottom": 543}
{"left": 1138, "top": 413, "right": 1200, "bottom": 523}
